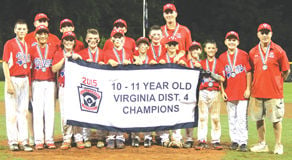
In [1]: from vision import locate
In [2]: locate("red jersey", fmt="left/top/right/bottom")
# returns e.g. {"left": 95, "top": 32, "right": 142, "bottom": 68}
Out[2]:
{"left": 2, "top": 38, "right": 31, "bottom": 76}
{"left": 30, "top": 43, "right": 57, "bottom": 81}
{"left": 161, "top": 23, "right": 192, "bottom": 52}
{"left": 78, "top": 47, "right": 104, "bottom": 63}
{"left": 25, "top": 31, "right": 59, "bottom": 48}
{"left": 200, "top": 58, "right": 224, "bottom": 91}
{"left": 219, "top": 49, "right": 251, "bottom": 100}
{"left": 103, "top": 48, "right": 133, "bottom": 64}
{"left": 249, "top": 41, "right": 290, "bottom": 98}
{"left": 158, "top": 51, "right": 186, "bottom": 64}
{"left": 103, "top": 36, "right": 136, "bottom": 54}
{"left": 133, "top": 53, "right": 156, "bottom": 64}
{"left": 187, "top": 59, "right": 200, "bottom": 68}
{"left": 148, "top": 43, "right": 165, "bottom": 61}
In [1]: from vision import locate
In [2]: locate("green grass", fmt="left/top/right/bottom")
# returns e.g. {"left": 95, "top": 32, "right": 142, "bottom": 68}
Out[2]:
{"left": 284, "top": 82, "right": 292, "bottom": 103}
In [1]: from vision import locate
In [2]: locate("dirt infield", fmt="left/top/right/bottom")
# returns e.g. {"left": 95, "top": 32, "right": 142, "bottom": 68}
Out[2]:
{"left": 0, "top": 101, "right": 291, "bottom": 160}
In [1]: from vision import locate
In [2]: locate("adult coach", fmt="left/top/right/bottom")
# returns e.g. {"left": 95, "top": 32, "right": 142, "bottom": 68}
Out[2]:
{"left": 2, "top": 19, "right": 33, "bottom": 152}
{"left": 249, "top": 23, "right": 290, "bottom": 155}
{"left": 161, "top": 3, "right": 192, "bottom": 60}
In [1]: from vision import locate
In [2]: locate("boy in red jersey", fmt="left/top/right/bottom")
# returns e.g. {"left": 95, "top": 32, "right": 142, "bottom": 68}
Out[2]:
{"left": 195, "top": 40, "right": 225, "bottom": 150}
{"left": 30, "top": 25, "right": 58, "bottom": 150}
{"left": 52, "top": 31, "right": 85, "bottom": 150}
{"left": 148, "top": 25, "right": 164, "bottom": 61}
{"left": 103, "top": 28, "right": 132, "bottom": 149}
{"left": 103, "top": 18, "right": 136, "bottom": 55}
{"left": 183, "top": 41, "right": 202, "bottom": 148}
{"left": 3, "top": 19, "right": 33, "bottom": 152}
{"left": 161, "top": 3, "right": 192, "bottom": 60}
{"left": 133, "top": 37, "right": 156, "bottom": 65}
{"left": 59, "top": 18, "right": 84, "bottom": 52}
{"left": 219, "top": 31, "right": 251, "bottom": 152}
{"left": 249, "top": 23, "right": 290, "bottom": 155}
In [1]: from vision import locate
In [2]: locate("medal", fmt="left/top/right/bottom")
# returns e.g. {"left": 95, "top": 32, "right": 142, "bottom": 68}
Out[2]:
{"left": 88, "top": 48, "right": 99, "bottom": 63}
{"left": 262, "top": 64, "right": 268, "bottom": 70}
{"left": 42, "top": 68, "right": 46, "bottom": 72}
{"left": 36, "top": 44, "right": 49, "bottom": 71}
{"left": 258, "top": 42, "right": 271, "bottom": 71}
{"left": 208, "top": 82, "right": 213, "bottom": 87}
{"left": 151, "top": 44, "right": 161, "bottom": 61}
{"left": 231, "top": 72, "right": 236, "bottom": 78}
{"left": 206, "top": 58, "right": 216, "bottom": 88}
{"left": 23, "top": 63, "right": 27, "bottom": 69}
{"left": 113, "top": 48, "right": 125, "bottom": 64}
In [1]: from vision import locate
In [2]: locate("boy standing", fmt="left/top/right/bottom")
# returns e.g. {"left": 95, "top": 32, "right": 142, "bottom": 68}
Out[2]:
{"left": 219, "top": 31, "right": 251, "bottom": 152}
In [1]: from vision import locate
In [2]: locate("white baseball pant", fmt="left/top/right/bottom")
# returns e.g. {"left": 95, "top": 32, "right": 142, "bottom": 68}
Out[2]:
{"left": 5, "top": 76, "right": 29, "bottom": 145}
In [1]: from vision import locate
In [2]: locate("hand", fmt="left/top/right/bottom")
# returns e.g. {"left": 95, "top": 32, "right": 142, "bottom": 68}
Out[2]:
{"left": 149, "top": 60, "right": 157, "bottom": 65}
{"left": 7, "top": 81, "right": 15, "bottom": 95}
{"left": 64, "top": 52, "right": 72, "bottom": 58}
{"left": 173, "top": 56, "right": 180, "bottom": 63}
{"left": 194, "top": 62, "right": 202, "bottom": 68}
{"left": 123, "top": 60, "right": 131, "bottom": 65}
{"left": 178, "top": 60, "right": 187, "bottom": 66}
{"left": 86, "top": 59, "right": 93, "bottom": 62}
{"left": 72, "top": 53, "right": 82, "bottom": 60}
{"left": 244, "top": 88, "right": 251, "bottom": 99}
{"left": 108, "top": 60, "right": 119, "bottom": 67}
{"left": 159, "top": 60, "right": 166, "bottom": 64}
{"left": 98, "top": 62, "right": 105, "bottom": 65}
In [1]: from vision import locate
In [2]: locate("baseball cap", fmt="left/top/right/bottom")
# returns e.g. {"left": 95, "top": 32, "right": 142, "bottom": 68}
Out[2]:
{"left": 111, "top": 28, "right": 125, "bottom": 37}
{"left": 257, "top": 23, "right": 272, "bottom": 32}
{"left": 163, "top": 3, "right": 177, "bottom": 12}
{"left": 136, "top": 37, "right": 150, "bottom": 46}
{"left": 189, "top": 41, "right": 202, "bottom": 50}
{"left": 35, "top": 25, "right": 49, "bottom": 34}
{"left": 225, "top": 31, "right": 239, "bottom": 40}
{"left": 113, "top": 19, "right": 127, "bottom": 28}
{"left": 60, "top": 18, "right": 74, "bottom": 29}
{"left": 166, "top": 36, "right": 179, "bottom": 44}
{"left": 62, "top": 31, "right": 76, "bottom": 40}
{"left": 34, "top": 13, "right": 49, "bottom": 22}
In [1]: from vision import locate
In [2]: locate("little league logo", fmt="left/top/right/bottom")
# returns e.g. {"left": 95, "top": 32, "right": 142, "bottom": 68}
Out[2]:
{"left": 78, "top": 84, "right": 102, "bottom": 113}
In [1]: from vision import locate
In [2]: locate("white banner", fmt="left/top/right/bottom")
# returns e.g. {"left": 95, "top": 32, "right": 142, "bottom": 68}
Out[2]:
{"left": 64, "top": 59, "right": 201, "bottom": 132}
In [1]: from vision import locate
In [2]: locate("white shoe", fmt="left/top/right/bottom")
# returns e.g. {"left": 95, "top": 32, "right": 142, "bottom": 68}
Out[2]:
{"left": 274, "top": 144, "right": 283, "bottom": 155}
{"left": 250, "top": 143, "right": 269, "bottom": 152}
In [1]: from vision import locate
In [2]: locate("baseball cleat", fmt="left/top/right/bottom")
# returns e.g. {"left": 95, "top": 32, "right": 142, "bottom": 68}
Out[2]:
{"left": 132, "top": 137, "right": 140, "bottom": 147}
{"left": 239, "top": 144, "right": 248, "bottom": 152}
{"left": 9, "top": 144, "right": 19, "bottom": 151}
{"left": 116, "top": 139, "right": 125, "bottom": 149}
{"left": 46, "top": 143, "right": 56, "bottom": 149}
{"left": 84, "top": 140, "right": 92, "bottom": 148}
{"left": 230, "top": 142, "right": 239, "bottom": 150}
{"left": 96, "top": 141, "right": 105, "bottom": 148}
{"left": 195, "top": 141, "right": 208, "bottom": 150}
{"left": 183, "top": 141, "right": 194, "bottom": 148}
{"left": 35, "top": 144, "right": 44, "bottom": 150}
{"left": 76, "top": 141, "right": 85, "bottom": 149}
{"left": 106, "top": 139, "right": 115, "bottom": 149}
{"left": 19, "top": 144, "right": 33, "bottom": 152}
{"left": 144, "top": 139, "right": 152, "bottom": 148}
{"left": 60, "top": 142, "right": 71, "bottom": 150}
{"left": 250, "top": 143, "right": 269, "bottom": 153}
{"left": 213, "top": 142, "right": 223, "bottom": 150}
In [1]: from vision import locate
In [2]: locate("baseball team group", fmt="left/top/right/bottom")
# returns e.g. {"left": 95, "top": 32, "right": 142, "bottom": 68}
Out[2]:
{"left": 3, "top": 3, "right": 290, "bottom": 155}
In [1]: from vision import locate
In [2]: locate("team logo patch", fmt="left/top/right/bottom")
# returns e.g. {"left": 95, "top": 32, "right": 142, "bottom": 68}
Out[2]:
{"left": 78, "top": 84, "right": 102, "bottom": 113}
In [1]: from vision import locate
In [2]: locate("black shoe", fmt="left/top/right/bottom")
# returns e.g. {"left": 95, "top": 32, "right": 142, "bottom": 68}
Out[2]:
{"left": 239, "top": 144, "right": 248, "bottom": 152}
{"left": 144, "top": 139, "right": 151, "bottom": 148}
{"left": 183, "top": 141, "right": 194, "bottom": 148}
{"left": 230, "top": 142, "right": 239, "bottom": 150}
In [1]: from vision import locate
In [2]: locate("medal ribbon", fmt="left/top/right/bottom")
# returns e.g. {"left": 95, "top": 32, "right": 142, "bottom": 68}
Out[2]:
{"left": 189, "top": 59, "right": 194, "bottom": 68}
{"left": 151, "top": 44, "right": 161, "bottom": 60}
{"left": 36, "top": 44, "right": 48, "bottom": 69}
{"left": 88, "top": 48, "right": 99, "bottom": 63}
{"left": 164, "top": 23, "right": 180, "bottom": 37}
{"left": 206, "top": 58, "right": 216, "bottom": 82}
{"left": 258, "top": 42, "right": 271, "bottom": 66}
{"left": 113, "top": 48, "right": 125, "bottom": 64}
{"left": 15, "top": 38, "right": 28, "bottom": 64}
{"left": 227, "top": 48, "right": 238, "bottom": 72}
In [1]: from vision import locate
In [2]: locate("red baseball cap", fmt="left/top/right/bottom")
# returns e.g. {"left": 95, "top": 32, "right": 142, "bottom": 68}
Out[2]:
{"left": 111, "top": 28, "right": 125, "bottom": 37}
{"left": 257, "top": 23, "right": 272, "bottom": 32}
{"left": 113, "top": 19, "right": 127, "bottom": 28}
{"left": 62, "top": 31, "right": 76, "bottom": 40}
{"left": 163, "top": 3, "right": 177, "bottom": 12}
{"left": 189, "top": 41, "right": 202, "bottom": 50}
{"left": 166, "top": 36, "right": 179, "bottom": 44}
{"left": 136, "top": 37, "right": 150, "bottom": 46}
{"left": 35, "top": 25, "right": 49, "bottom": 33}
{"left": 225, "top": 31, "right": 239, "bottom": 40}
{"left": 60, "top": 18, "right": 74, "bottom": 29}
{"left": 34, "top": 13, "right": 49, "bottom": 22}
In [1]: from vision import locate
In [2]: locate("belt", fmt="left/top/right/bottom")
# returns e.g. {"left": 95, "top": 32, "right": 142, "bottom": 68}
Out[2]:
{"left": 13, "top": 75, "right": 27, "bottom": 78}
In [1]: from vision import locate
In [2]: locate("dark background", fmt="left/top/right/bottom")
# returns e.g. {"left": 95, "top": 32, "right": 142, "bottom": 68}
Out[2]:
{"left": 0, "top": 0, "right": 291, "bottom": 60}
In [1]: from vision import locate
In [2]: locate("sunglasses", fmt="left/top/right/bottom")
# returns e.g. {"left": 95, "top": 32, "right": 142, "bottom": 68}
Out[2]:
{"left": 38, "top": 19, "right": 48, "bottom": 23}
{"left": 167, "top": 42, "right": 178, "bottom": 46}
{"left": 164, "top": 10, "right": 174, "bottom": 14}
{"left": 260, "top": 30, "right": 270, "bottom": 35}
{"left": 63, "top": 37, "right": 75, "bottom": 41}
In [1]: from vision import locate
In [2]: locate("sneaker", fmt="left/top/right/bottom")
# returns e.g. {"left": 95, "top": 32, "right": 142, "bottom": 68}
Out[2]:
{"left": 106, "top": 139, "right": 115, "bottom": 149}
{"left": 84, "top": 140, "right": 92, "bottom": 148}
{"left": 116, "top": 139, "right": 125, "bottom": 149}
{"left": 9, "top": 144, "right": 19, "bottom": 151}
{"left": 169, "top": 140, "right": 183, "bottom": 148}
{"left": 132, "top": 138, "right": 139, "bottom": 147}
{"left": 76, "top": 141, "right": 85, "bottom": 149}
{"left": 60, "top": 142, "right": 71, "bottom": 150}
{"left": 239, "top": 144, "right": 248, "bottom": 152}
{"left": 213, "top": 142, "right": 223, "bottom": 150}
{"left": 250, "top": 143, "right": 269, "bottom": 153}
{"left": 195, "top": 141, "right": 208, "bottom": 150}
{"left": 144, "top": 139, "right": 151, "bottom": 148}
{"left": 183, "top": 141, "right": 194, "bottom": 148}
{"left": 230, "top": 142, "right": 239, "bottom": 150}
{"left": 161, "top": 140, "right": 170, "bottom": 147}
{"left": 96, "top": 140, "right": 105, "bottom": 148}
{"left": 35, "top": 144, "right": 44, "bottom": 150}
{"left": 46, "top": 143, "right": 56, "bottom": 149}
{"left": 274, "top": 144, "right": 283, "bottom": 155}
{"left": 19, "top": 144, "right": 33, "bottom": 152}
